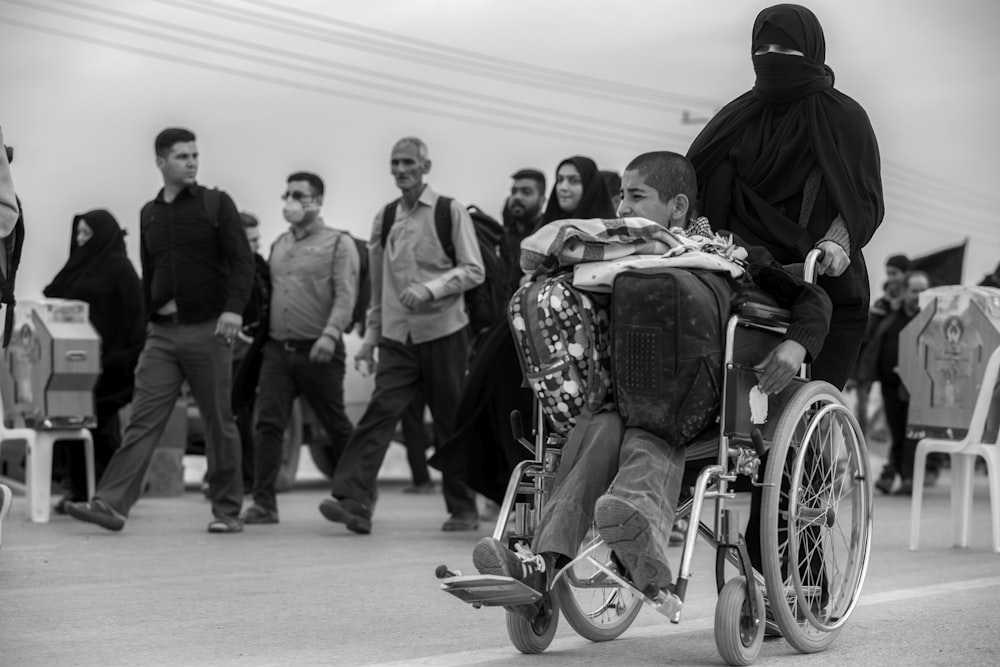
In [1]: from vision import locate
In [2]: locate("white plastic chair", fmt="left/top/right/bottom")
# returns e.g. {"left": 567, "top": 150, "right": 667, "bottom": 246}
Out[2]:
{"left": 910, "top": 346, "right": 1000, "bottom": 553}
{"left": 0, "top": 391, "right": 95, "bottom": 523}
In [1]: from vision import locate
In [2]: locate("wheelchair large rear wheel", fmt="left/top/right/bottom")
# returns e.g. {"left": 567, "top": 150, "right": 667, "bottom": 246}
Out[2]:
{"left": 760, "top": 381, "right": 873, "bottom": 654}
{"left": 506, "top": 588, "right": 560, "bottom": 654}
{"left": 557, "top": 527, "right": 643, "bottom": 641}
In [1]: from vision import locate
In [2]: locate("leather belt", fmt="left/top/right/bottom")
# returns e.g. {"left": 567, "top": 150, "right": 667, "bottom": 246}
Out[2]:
{"left": 279, "top": 339, "right": 317, "bottom": 353}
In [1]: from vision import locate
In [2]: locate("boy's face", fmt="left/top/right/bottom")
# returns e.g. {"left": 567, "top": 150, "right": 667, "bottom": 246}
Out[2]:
{"left": 618, "top": 169, "right": 684, "bottom": 227}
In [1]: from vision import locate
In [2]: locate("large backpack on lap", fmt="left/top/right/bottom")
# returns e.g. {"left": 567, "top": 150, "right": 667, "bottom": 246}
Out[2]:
{"left": 611, "top": 268, "right": 735, "bottom": 448}
{"left": 508, "top": 273, "right": 612, "bottom": 435}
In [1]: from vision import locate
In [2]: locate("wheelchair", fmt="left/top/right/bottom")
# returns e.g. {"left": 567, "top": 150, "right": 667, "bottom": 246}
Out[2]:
{"left": 438, "top": 251, "right": 873, "bottom": 666}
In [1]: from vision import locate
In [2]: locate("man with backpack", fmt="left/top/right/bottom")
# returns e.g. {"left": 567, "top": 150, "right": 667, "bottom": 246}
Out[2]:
{"left": 319, "top": 136, "right": 484, "bottom": 534}
{"left": 240, "top": 171, "right": 359, "bottom": 525}
{"left": 67, "top": 127, "right": 254, "bottom": 534}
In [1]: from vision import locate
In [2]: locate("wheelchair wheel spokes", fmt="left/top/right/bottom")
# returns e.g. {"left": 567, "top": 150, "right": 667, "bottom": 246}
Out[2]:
{"left": 762, "top": 382, "right": 873, "bottom": 654}
{"left": 558, "top": 527, "right": 643, "bottom": 642}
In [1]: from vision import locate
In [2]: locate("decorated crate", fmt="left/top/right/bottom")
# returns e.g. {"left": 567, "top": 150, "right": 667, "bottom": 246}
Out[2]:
{"left": 898, "top": 286, "right": 1000, "bottom": 440}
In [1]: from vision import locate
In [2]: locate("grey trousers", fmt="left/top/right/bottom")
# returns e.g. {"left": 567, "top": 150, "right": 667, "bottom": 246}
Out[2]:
{"left": 534, "top": 412, "right": 683, "bottom": 567}
{"left": 95, "top": 320, "right": 242, "bottom": 520}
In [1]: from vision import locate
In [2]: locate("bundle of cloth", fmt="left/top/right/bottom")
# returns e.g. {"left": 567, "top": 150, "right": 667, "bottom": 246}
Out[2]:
{"left": 519, "top": 216, "right": 748, "bottom": 292}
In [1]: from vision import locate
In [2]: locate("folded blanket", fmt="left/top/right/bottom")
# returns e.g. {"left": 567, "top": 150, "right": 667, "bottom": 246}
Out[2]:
{"left": 520, "top": 216, "right": 737, "bottom": 275}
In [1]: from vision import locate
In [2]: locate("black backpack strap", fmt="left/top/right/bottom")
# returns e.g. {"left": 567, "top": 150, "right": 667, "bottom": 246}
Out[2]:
{"left": 1, "top": 199, "right": 26, "bottom": 347}
{"left": 202, "top": 187, "right": 222, "bottom": 228}
{"left": 434, "top": 196, "right": 456, "bottom": 266}
{"left": 380, "top": 199, "right": 400, "bottom": 249}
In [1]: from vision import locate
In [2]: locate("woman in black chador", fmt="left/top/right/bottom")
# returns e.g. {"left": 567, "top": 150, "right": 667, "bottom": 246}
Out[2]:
{"left": 44, "top": 209, "right": 145, "bottom": 508}
{"left": 687, "top": 3, "right": 884, "bottom": 390}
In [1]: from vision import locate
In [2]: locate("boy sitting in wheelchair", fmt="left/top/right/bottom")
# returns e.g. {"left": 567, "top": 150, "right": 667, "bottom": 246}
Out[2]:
{"left": 472, "top": 151, "right": 832, "bottom": 613}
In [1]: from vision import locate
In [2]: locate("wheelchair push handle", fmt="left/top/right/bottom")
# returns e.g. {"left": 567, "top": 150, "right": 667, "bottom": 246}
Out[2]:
{"left": 783, "top": 248, "right": 825, "bottom": 284}
{"left": 802, "top": 248, "right": 824, "bottom": 284}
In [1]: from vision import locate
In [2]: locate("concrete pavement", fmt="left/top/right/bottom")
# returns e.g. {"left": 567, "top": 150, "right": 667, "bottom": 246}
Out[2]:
{"left": 1, "top": 442, "right": 999, "bottom": 666}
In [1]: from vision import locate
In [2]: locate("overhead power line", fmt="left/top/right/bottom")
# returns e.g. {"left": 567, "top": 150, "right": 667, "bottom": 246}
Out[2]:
{"left": 0, "top": 13, "right": 662, "bottom": 152}
{"left": 44, "top": 0, "right": 687, "bottom": 145}
{"left": 150, "top": 0, "right": 718, "bottom": 114}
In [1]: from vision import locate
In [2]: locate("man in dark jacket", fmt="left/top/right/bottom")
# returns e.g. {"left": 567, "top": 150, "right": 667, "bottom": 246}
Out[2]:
{"left": 67, "top": 127, "right": 254, "bottom": 534}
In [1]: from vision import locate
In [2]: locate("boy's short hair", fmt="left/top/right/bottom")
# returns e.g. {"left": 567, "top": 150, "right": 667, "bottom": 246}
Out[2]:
{"left": 154, "top": 127, "right": 196, "bottom": 157}
{"left": 511, "top": 168, "right": 546, "bottom": 195}
{"left": 287, "top": 171, "right": 325, "bottom": 197}
{"left": 625, "top": 151, "right": 697, "bottom": 215}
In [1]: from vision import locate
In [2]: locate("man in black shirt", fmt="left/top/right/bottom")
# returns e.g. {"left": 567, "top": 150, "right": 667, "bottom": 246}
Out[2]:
{"left": 67, "top": 127, "right": 254, "bottom": 533}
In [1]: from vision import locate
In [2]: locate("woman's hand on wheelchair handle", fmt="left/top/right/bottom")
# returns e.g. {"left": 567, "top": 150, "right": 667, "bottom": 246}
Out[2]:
{"left": 815, "top": 240, "right": 849, "bottom": 277}
{"left": 754, "top": 340, "right": 807, "bottom": 395}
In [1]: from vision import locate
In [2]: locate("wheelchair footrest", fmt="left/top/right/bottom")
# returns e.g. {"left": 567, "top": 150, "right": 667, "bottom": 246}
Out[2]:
{"left": 439, "top": 574, "right": 543, "bottom": 607}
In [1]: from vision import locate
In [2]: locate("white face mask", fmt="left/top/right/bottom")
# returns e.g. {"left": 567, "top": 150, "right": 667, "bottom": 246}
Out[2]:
{"left": 282, "top": 199, "right": 306, "bottom": 224}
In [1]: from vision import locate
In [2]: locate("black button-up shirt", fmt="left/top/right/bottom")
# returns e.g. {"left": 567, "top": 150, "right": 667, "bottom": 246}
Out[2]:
{"left": 139, "top": 184, "right": 254, "bottom": 324}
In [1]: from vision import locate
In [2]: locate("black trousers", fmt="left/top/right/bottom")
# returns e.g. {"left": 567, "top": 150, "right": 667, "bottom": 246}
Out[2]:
{"left": 252, "top": 339, "right": 353, "bottom": 512}
{"left": 330, "top": 329, "right": 477, "bottom": 519}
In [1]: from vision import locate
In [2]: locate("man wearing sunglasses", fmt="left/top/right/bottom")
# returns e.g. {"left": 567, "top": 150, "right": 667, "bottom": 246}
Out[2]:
{"left": 240, "top": 172, "right": 359, "bottom": 525}
{"left": 66, "top": 127, "right": 254, "bottom": 534}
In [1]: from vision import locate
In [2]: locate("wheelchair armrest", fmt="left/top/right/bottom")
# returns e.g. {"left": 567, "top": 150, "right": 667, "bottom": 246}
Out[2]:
{"left": 734, "top": 289, "right": 791, "bottom": 327}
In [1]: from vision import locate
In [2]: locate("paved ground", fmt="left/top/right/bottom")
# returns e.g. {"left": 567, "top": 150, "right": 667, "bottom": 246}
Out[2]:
{"left": 2, "top": 441, "right": 999, "bottom": 666}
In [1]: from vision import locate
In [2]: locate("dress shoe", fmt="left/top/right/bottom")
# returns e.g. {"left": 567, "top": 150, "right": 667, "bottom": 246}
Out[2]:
{"left": 65, "top": 498, "right": 126, "bottom": 532}
{"left": 207, "top": 515, "right": 244, "bottom": 533}
{"left": 241, "top": 504, "right": 279, "bottom": 525}
{"left": 319, "top": 497, "right": 372, "bottom": 534}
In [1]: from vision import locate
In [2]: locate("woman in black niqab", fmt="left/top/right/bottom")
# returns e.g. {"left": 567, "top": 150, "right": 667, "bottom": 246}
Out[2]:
{"left": 44, "top": 209, "right": 145, "bottom": 506}
{"left": 687, "top": 3, "right": 884, "bottom": 390}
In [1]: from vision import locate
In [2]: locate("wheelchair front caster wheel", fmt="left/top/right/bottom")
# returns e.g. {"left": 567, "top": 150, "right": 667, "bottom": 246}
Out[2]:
{"left": 506, "top": 589, "right": 560, "bottom": 654}
{"left": 715, "top": 576, "right": 765, "bottom": 666}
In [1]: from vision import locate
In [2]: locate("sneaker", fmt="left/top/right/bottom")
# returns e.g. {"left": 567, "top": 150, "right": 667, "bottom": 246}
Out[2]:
{"left": 895, "top": 479, "right": 913, "bottom": 496}
{"left": 0, "top": 484, "right": 13, "bottom": 550}
{"left": 241, "top": 504, "right": 279, "bottom": 525}
{"left": 318, "top": 497, "right": 372, "bottom": 534}
{"left": 441, "top": 513, "right": 480, "bottom": 532}
{"left": 923, "top": 469, "right": 939, "bottom": 488}
{"left": 472, "top": 537, "right": 549, "bottom": 593}
{"left": 595, "top": 494, "right": 672, "bottom": 597}
{"left": 64, "top": 498, "right": 126, "bottom": 532}
{"left": 207, "top": 515, "right": 244, "bottom": 534}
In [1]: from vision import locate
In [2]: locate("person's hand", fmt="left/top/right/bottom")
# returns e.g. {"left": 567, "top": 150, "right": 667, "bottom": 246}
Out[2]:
{"left": 215, "top": 311, "right": 243, "bottom": 343}
{"left": 309, "top": 335, "right": 338, "bottom": 363}
{"left": 354, "top": 342, "right": 376, "bottom": 377}
{"left": 816, "top": 241, "right": 850, "bottom": 277}
{"left": 754, "top": 340, "right": 807, "bottom": 395}
{"left": 400, "top": 283, "right": 433, "bottom": 308}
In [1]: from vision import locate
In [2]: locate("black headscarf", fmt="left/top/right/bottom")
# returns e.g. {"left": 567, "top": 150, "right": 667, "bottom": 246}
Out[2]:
{"left": 687, "top": 4, "right": 884, "bottom": 265}
{"left": 542, "top": 156, "right": 616, "bottom": 224}
{"left": 44, "top": 209, "right": 145, "bottom": 405}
